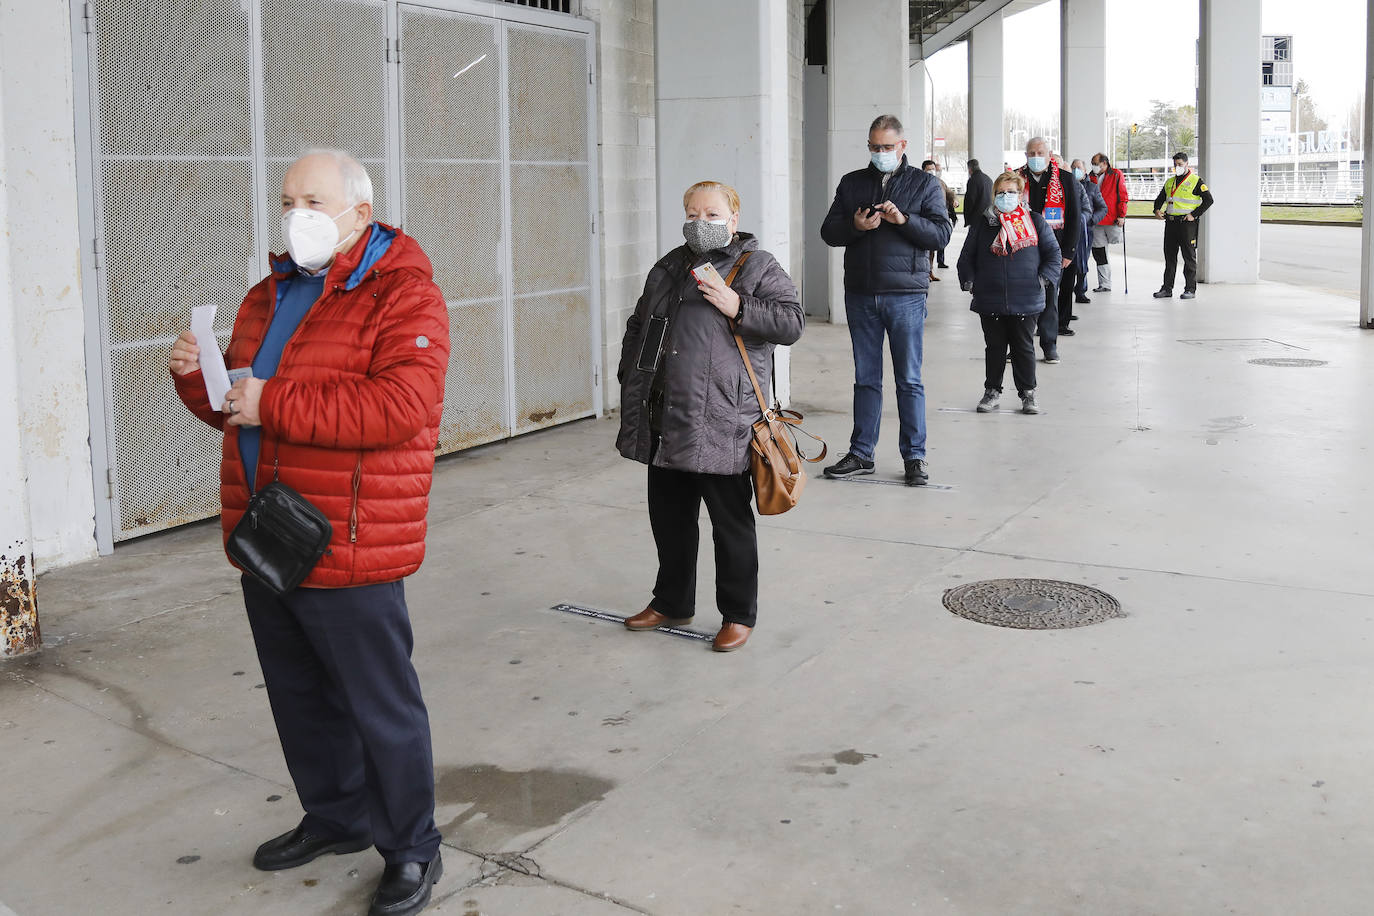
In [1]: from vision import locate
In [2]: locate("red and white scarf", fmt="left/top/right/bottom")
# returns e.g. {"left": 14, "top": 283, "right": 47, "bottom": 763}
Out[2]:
{"left": 1021, "top": 162, "right": 1066, "bottom": 229}
{"left": 991, "top": 204, "right": 1038, "bottom": 256}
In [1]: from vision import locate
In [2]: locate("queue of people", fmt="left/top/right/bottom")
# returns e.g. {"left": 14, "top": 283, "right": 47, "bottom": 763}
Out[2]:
{"left": 166, "top": 122, "right": 1217, "bottom": 916}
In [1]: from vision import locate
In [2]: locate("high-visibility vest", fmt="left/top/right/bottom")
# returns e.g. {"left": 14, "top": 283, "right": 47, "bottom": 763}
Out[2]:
{"left": 1163, "top": 172, "right": 1202, "bottom": 215}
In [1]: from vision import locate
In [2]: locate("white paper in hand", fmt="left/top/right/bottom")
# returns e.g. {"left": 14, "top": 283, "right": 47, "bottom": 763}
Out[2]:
{"left": 191, "top": 305, "right": 231, "bottom": 410}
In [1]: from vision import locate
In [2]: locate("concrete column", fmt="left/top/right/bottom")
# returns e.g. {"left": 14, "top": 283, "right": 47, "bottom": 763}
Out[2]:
{"left": 655, "top": 0, "right": 794, "bottom": 399}
{"left": 967, "top": 12, "right": 1004, "bottom": 176}
{"left": 826, "top": 0, "right": 910, "bottom": 324}
{"left": 1060, "top": 0, "right": 1106, "bottom": 163}
{"left": 1362, "top": 4, "right": 1374, "bottom": 328}
{"left": 0, "top": 79, "right": 40, "bottom": 657}
{"left": 909, "top": 59, "right": 928, "bottom": 163}
{"left": 1197, "top": 0, "right": 1260, "bottom": 284}
{"left": 2, "top": 0, "right": 97, "bottom": 567}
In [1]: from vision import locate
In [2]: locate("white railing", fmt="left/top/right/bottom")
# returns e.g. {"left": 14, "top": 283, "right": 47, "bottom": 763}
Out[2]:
{"left": 1120, "top": 167, "right": 1364, "bottom": 206}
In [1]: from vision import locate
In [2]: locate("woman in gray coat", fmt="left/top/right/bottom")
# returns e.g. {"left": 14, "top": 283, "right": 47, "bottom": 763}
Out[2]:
{"left": 616, "top": 180, "right": 804, "bottom": 652}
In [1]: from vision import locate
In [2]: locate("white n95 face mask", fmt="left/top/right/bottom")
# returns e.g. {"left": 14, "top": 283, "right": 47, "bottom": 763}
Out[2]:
{"left": 282, "top": 206, "right": 357, "bottom": 272}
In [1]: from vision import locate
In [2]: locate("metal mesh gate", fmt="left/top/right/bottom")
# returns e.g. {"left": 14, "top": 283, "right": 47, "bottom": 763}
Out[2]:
{"left": 79, "top": 0, "right": 598, "bottom": 542}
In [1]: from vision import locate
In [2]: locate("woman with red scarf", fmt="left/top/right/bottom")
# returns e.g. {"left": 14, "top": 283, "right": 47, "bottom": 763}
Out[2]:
{"left": 956, "top": 171, "right": 1062, "bottom": 415}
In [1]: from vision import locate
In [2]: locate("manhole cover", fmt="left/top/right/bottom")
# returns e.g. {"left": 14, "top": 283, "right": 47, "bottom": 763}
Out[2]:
{"left": 943, "top": 578, "right": 1124, "bottom": 629}
{"left": 1247, "top": 358, "right": 1327, "bottom": 368}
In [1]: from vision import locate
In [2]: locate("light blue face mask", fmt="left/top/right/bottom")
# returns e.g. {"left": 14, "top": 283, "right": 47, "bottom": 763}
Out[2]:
{"left": 871, "top": 150, "right": 900, "bottom": 173}
{"left": 994, "top": 192, "right": 1020, "bottom": 213}
{"left": 1027, "top": 156, "right": 1047, "bottom": 174}
{"left": 1073, "top": 167, "right": 1085, "bottom": 181}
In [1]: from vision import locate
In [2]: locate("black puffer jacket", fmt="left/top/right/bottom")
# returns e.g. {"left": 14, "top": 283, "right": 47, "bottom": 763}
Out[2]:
{"left": 820, "top": 156, "right": 952, "bottom": 294}
{"left": 617, "top": 233, "right": 804, "bottom": 476}
{"left": 956, "top": 208, "right": 1062, "bottom": 316}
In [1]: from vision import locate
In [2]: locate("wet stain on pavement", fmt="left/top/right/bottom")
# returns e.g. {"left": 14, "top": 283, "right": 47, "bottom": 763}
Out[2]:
{"left": 434, "top": 764, "right": 614, "bottom": 849}
{"left": 176, "top": 855, "right": 200, "bottom": 864}
{"left": 833, "top": 749, "right": 878, "bottom": 766}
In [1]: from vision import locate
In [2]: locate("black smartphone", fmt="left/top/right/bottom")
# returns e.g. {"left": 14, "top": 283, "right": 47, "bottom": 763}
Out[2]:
{"left": 866, "top": 203, "right": 884, "bottom": 216}
{"left": 636, "top": 315, "right": 669, "bottom": 372}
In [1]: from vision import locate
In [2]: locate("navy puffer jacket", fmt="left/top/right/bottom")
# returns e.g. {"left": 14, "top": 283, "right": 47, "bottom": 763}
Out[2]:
{"left": 820, "top": 156, "right": 952, "bottom": 294}
{"left": 956, "top": 208, "right": 1062, "bottom": 316}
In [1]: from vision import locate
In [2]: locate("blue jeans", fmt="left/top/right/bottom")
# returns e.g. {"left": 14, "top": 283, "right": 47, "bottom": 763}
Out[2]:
{"left": 844, "top": 291, "right": 927, "bottom": 462}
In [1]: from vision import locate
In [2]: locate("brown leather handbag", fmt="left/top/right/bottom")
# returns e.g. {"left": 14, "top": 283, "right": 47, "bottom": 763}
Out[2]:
{"left": 723, "top": 253, "right": 826, "bottom": 515}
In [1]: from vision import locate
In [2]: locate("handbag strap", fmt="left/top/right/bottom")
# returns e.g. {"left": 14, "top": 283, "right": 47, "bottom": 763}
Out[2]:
{"left": 721, "top": 252, "right": 768, "bottom": 422}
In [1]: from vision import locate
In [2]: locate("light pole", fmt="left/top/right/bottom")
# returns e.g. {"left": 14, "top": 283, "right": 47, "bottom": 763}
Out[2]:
{"left": 1293, "top": 83, "right": 1302, "bottom": 177}
{"left": 1106, "top": 116, "right": 1120, "bottom": 162}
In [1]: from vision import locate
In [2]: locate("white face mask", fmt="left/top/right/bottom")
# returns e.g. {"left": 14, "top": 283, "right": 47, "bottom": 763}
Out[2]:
{"left": 1174, "top": 166, "right": 1187, "bottom": 177}
{"left": 281, "top": 205, "right": 358, "bottom": 272}
{"left": 1092, "top": 163, "right": 1105, "bottom": 175}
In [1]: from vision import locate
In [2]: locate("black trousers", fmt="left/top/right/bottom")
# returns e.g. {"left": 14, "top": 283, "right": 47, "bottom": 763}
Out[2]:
{"left": 242, "top": 575, "right": 441, "bottom": 864}
{"left": 981, "top": 313, "right": 1038, "bottom": 395}
{"left": 1057, "top": 264, "right": 1079, "bottom": 331}
{"left": 1036, "top": 279, "right": 1059, "bottom": 354}
{"left": 1162, "top": 218, "right": 1198, "bottom": 292}
{"left": 647, "top": 460, "right": 758, "bottom": 627}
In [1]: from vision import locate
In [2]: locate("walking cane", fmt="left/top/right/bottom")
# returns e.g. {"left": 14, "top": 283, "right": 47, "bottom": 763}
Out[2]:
{"left": 1121, "top": 219, "right": 1129, "bottom": 294}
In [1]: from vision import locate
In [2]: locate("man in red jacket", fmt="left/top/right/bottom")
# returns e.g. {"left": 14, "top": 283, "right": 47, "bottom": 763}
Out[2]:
{"left": 1088, "top": 152, "right": 1129, "bottom": 292}
{"left": 169, "top": 149, "right": 449, "bottom": 916}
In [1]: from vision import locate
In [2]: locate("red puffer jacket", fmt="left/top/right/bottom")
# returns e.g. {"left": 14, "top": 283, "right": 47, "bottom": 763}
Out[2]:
{"left": 174, "top": 223, "right": 450, "bottom": 587}
{"left": 1091, "top": 167, "right": 1130, "bottom": 225}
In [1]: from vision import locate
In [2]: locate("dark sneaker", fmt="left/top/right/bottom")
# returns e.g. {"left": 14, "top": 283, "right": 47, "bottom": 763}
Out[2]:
{"left": 1092, "top": 286, "right": 1110, "bottom": 293}
{"left": 1152, "top": 288, "right": 1172, "bottom": 299}
{"left": 1020, "top": 391, "right": 1040, "bottom": 415}
{"left": 976, "top": 389, "right": 1000, "bottom": 413}
{"left": 1075, "top": 295, "right": 1091, "bottom": 304}
{"left": 1059, "top": 328, "right": 1076, "bottom": 336}
{"left": 1180, "top": 290, "right": 1196, "bottom": 300}
{"left": 823, "top": 453, "right": 874, "bottom": 478}
{"left": 1043, "top": 350, "right": 1060, "bottom": 364}
{"left": 903, "top": 458, "right": 929, "bottom": 487}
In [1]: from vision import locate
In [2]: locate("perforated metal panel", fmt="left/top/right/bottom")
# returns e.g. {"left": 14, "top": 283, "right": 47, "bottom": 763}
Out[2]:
{"left": 92, "top": 0, "right": 255, "bottom": 537}
{"left": 401, "top": 7, "right": 509, "bottom": 451}
{"left": 262, "top": 0, "right": 389, "bottom": 250}
{"left": 81, "top": 0, "right": 597, "bottom": 542}
{"left": 506, "top": 25, "right": 593, "bottom": 433}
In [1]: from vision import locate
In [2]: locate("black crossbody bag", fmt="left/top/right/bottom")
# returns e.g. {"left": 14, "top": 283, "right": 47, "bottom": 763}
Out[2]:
{"left": 226, "top": 458, "right": 332, "bottom": 595}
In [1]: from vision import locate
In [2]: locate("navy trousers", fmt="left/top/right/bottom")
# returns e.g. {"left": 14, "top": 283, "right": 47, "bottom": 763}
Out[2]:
{"left": 242, "top": 575, "right": 441, "bottom": 864}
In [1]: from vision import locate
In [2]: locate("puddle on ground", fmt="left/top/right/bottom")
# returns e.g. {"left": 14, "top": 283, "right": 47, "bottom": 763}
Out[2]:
{"left": 434, "top": 764, "right": 614, "bottom": 849}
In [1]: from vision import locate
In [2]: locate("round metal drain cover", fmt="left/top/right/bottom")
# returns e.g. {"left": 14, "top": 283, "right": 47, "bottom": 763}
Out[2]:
{"left": 943, "top": 578, "right": 1124, "bottom": 629}
{"left": 1248, "top": 357, "right": 1327, "bottom": 368}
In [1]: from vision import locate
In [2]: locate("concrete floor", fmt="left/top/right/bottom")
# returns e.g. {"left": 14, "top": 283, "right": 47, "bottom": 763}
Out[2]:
{"left": 3, "top": 234, "right": 1373, "bottom": 916}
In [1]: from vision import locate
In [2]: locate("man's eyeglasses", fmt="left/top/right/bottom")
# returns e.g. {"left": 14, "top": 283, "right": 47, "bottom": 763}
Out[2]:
{"left": 867, "top": 143, "right": 899, "bottom": 152}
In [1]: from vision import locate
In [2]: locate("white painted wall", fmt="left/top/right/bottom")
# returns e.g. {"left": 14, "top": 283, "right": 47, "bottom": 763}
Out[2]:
{"left": 1060, "top": 0, "right": 1105, "bottom": 164}
{"left": 909, "top": 59, "right": 928, "bottom": 163}
{"left": 1197, "top": 0, "right": 1260, "bottom": 284}
{"left": 582, "top": 0, "right": 658, "bottom": 413}
{"left": 825, "top": 0, "right": 909, "bottom": 325}
{"left": 1, "top": 0, "right": 97, "bottom": 574}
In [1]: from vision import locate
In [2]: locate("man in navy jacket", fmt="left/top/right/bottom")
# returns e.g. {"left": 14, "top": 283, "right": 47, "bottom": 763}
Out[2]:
{"left": 820, "top": 115, "right": 952, "bottom": 486}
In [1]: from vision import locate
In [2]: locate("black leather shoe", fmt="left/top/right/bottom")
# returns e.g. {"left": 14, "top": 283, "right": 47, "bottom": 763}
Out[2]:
{"left": 903, "top": 458, "right": 929, "bottom": 487}
{"left": 1059, "top": 328, "right": 1076, "bottom": 336}
{"left": 1180, "top": 290, "right": 1196, "bottom": 300}
{"left": 253, "top": 823, "right": 372, "bottom": 871}
{"left": 370, "top": 852, "right": 443, "bottom": 916}
{"left": 1152, "top": 289, "right": 1172, "bottom": 299}
{"left": 1075, "top": 295, "right": 1091, "bottom": 304}
{"left": 823, "top": 453, "right": 874, "bottom": 478}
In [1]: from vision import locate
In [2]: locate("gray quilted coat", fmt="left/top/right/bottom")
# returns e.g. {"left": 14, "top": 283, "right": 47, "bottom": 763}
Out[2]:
{"left": 617, "top": 233, "right": 804, "bottom": 476}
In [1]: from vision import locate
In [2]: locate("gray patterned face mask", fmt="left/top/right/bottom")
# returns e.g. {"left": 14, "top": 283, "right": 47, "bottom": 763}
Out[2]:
{"left": 682, "top": 219, "right": 732, "bottom": 255}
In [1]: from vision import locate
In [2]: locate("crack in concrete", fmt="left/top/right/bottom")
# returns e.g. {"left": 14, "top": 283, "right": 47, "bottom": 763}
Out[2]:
{"left": 39, "top": 590, "right": 239, "bottom": 648}
{"left": 435, "top": 844, "right": 653, "bottom": 914}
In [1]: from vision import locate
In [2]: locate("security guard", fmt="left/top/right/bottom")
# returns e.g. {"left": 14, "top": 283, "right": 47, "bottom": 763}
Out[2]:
{"left": 1152, "top": 151, "right": 1213, "bottom": 300}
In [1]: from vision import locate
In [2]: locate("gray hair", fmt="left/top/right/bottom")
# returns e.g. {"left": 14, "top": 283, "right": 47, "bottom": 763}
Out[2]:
{"left": 1025, "top": 136, "right": 1048, "bottom": 154}
{"left": 869, "top": 114, "right": 904, "bottom": 136}
{"left": 300, "top": 148, "right": 374, "bottom": 205}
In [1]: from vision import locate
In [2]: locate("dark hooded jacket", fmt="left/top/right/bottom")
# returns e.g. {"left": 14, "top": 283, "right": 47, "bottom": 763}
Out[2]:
{"left": 819, "top": 156, "right": 952, "bottom": 294}
{"left": 617, "top": 232, "right": 804, "bottom": 476}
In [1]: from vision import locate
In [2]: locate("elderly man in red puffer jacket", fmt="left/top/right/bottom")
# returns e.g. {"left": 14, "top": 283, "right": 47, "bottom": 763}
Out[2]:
{"left": 169, "top": 149, "right": 448, "bottom": 916}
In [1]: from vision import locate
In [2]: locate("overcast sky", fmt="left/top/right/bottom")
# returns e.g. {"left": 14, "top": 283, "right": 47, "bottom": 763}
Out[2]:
{"left": 925, "top": 0, "right": 1366, "bottom": 127}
